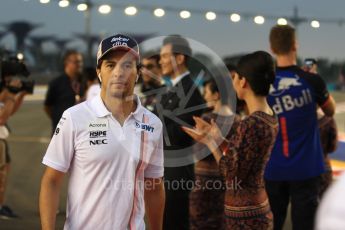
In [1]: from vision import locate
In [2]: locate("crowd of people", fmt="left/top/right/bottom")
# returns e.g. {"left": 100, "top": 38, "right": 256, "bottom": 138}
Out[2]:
{"left": 0, "top": 24, "right": 343, "bottom": 230}
{"left": 39, "top": 25, "right": 340, "bottom": 230}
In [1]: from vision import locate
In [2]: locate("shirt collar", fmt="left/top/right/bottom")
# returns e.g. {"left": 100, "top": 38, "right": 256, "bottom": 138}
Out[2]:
{"left": 130, "top": 95, "right": 145, "bottom": 121}
{"left": 89, "top": 93, "right": 145, "bottom": 121}
{"left": 171, "top": 71, "right": 190, "bottom": 86}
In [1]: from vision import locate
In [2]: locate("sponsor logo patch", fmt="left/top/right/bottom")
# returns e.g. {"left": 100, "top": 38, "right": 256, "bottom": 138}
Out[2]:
{"left": 89, "top": 139, "right": 108, "bottom": 145}
{"left": 135, "top": 121, "right": 154, "bottom": 133}
{"left": 87, "top": 119, "right": 109, "bottom": 131}
{"left": 89, "top": 131, "right": 107, "bottom": 138}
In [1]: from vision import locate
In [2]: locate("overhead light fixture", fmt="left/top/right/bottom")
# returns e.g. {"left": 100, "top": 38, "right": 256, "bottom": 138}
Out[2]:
{"left": 99, "top": 4, "right": 111, "bottom": 14}
{"left": 311, "top": 20, "right": 320, "bottom": 28}
{"left": 154, "top": 8, "right": 165, "bottom": 17}
{"left": 125, "top": 6, "right": 137, "bottom": 16}
{"left": 77, "top": 3, "right": 88, "bottom": 11}
{"left": 230, "top": 13, "right": 241, "bottom": 22}
{"left": 40, "top": 0, "right": 50, "bottom": 4}
{"left": 205, "top": 11, "right": 216, "bottom": 21}
{"left": 277, "top": 18, "right": 288, "bottom": 25}
{"left": 58, "top": 0, "right": 69, "bottom": 8}
{"left": 180, "top": 10, "right": 191, "bottom": 19}
{"left": 254, "top": 15, "right": 265, "bottom": 24}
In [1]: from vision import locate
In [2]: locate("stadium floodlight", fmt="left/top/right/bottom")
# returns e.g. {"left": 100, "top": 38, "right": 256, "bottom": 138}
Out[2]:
{"left": 230, "top": 13, "right": 241, "bottom": 22}
{"left": 99, "top": 4, "right": 111, "bottom": 14}
{"left": 58, "top": 0, "right": 69, "bottom": 8}
{"left": 277, "top": 18, "right": 288, "bottom": 25}
{"left": 254, "top": 15, "right": 265, "bottom": 24}
{"left": 205, "top": 11, "right": 216, "bottom": 21}
{"left": 125, "top": 6, "right": 137, "bottom": 16}
{"left": 180, "top": 10, "right": 191, "bottom": 19}
{"left": 154, "top": 8, "right": 165, "bottom": 17}
{"left": 77, "top": 3, "right": 88, "bottom": 11}
{"left": 311, "top": 20, "right": 320, "bottom": 28}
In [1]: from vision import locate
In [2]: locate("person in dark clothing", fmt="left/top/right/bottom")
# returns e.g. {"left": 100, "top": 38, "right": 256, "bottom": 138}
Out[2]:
{"left": 189, "top": 79, "right": 238, "bottom": 230}
{"left": 265, "top": 25, "right": 336, "bottom": 230}
{"left": 317, "top": 111, "right": 338, "bottom": 198}
{"left": 44, "top": 50, "right": 83, "bottom": 134}
{"left": 140, "top": 53, "right": 164, "bottom": 111}
{"left": 156, "top": 35, "right": 206, "bottom": 230}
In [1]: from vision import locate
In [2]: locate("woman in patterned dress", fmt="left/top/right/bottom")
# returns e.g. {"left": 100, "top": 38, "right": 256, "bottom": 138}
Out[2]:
{"left": 183, "top": 51, "right": 278, "bottom": 230}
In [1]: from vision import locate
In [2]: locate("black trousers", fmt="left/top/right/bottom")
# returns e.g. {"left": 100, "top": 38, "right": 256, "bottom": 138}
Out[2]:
{"left": 265, "top": 176, "right": 321, "bottom": 230}
{"left": 163, "top": 190, "right": 190, "bottom": 230}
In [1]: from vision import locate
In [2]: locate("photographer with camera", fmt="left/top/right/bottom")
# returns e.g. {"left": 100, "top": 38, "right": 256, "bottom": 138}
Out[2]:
{"left": 0, "top": 57, "right": 32, "bottom": 219}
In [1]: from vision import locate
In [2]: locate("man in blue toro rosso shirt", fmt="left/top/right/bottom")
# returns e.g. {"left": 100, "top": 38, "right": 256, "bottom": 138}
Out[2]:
{"left": 265, "top": 25, "right": 336, "bottom": 230}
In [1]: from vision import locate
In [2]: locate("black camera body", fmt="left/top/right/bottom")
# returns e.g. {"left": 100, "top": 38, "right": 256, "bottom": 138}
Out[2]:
{"left": 0, "top": 56, "right": 34, "bottom": 94}
{"left": 304, "top": 58, "right": 317, "bottom": 68}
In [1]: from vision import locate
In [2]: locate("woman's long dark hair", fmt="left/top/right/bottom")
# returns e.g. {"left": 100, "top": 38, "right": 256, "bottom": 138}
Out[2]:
{"left": 237, "top": 51, "right": 275, "bottom": 96}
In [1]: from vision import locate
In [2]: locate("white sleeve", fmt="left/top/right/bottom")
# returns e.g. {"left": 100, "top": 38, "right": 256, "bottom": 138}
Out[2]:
{"left": 42, "top": 110, "right": 75, "bottom": 173}
{"left": 144, "top": 125, "right": 164, "bottom": 178}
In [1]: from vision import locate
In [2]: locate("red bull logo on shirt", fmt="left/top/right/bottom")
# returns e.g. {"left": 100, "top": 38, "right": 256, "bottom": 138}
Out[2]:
{"left": 271, "top": 89, "right": 313, "bottom": 114}
{"left": 269, "top": 76, "right": 314, "bottom": 115}
{"left": 270, "top": 75, "right": 302, "bottom": 95}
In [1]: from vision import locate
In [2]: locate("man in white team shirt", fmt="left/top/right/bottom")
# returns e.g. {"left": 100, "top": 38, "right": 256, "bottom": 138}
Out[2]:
{"left": 39, "top": 34, "right": 165, "bottom": 230}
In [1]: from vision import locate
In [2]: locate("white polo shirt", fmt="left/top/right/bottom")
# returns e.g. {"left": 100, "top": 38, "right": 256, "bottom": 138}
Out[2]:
{"left": 42, "top": 94, "right": 164, "bottom": 230}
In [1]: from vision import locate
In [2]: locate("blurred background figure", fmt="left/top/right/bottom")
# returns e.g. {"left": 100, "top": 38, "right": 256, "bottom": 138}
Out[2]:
{"left": 317, "top": 110, "right": 338, "bottom": 198}
{"left": 0, "top": 56, "right": 31, "bottom": 219}
{"left": 158, "top": 35, "right": 205, "bottom": 230}
{"left": 83, "top": 67, "right": 100, "bottom": 101}
{"left": 44, "top": 50, "right": 84, "bottom": 135}
{"left": 189, "top": 79, "right": 237, "bottom": 230}
{"left": 140, "top": 52, "right": 164, "bottom": 111}
{"left": 303, "top": 57, "right": 339, "bottom": 198}
{"left": 336, "top": 66, "right": 345, "bottom": 91}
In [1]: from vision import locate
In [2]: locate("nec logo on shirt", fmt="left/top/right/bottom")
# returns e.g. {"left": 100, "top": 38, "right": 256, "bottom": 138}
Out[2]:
{"left": 90, "top": 139, "right": 107, "bottom": 145}
{"left": 135, "top": 121, "right": 154, "bottom": 133}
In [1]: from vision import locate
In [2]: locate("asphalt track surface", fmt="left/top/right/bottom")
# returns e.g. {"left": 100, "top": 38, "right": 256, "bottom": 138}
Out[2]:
{"left": 1, "top": 91, "right": 345, "bottom": 230}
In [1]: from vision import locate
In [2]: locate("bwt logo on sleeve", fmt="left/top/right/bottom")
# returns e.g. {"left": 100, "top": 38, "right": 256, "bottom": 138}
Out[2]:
{"left": 135, "top": 121, "right": 154, "bottom": 133}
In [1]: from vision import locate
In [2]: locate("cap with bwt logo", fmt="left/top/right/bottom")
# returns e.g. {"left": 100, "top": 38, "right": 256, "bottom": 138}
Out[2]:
{"left": 96, "top": 34, "right": 140, "bottom": 65}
